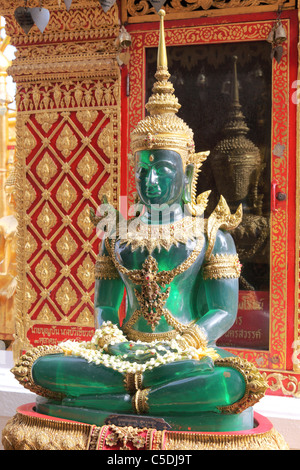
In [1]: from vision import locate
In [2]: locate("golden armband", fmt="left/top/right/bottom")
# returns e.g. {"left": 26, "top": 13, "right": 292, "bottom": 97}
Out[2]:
{"left": 202, "top": 254, "right": 242, "bottom": 280}
{"left": 95, "top": 254, "right": 120, "bottom": 280}
{"left": 177, "top": 325, "right": 207, "bottom": 350}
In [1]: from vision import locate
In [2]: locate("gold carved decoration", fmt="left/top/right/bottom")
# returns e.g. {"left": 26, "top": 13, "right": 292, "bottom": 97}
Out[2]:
{"left": 56, "top": 231, "right": 78, "bottom": 262}
{"left": 21, "top": 128, "right": 37, "bottom": 157}
{"left": 37, "top": 304, "right": 57, "bottom": 323}
{"left": 294, "top": 8, "right": 300, "bottom": 373}
{"left": 56, "top": 125, "right": 78, "bottom": 158}
{"left": 0, "top": 1, "right": 122, "bottom": 357}
{"left": 76, "top": 152, "right": 98, "bottom": 184}
{"left": 77, "top": 206, "right": 95, "bottom": 238}
{"left": 36, "top": 153, "right": 58, "bottom": 184}
{"left": 97, "top": 123, "right": 114, "bottom": 157}
{"left": 24, "top": 232, "right": 38, "bottom": 260}
{"left": 122, "top": 0, "right": 295, "bottom": 23}
{"left": 35, "top": 112, "right": 59, "bottom": 133}
{"left": 37, "top": 203, "right": 57, "bottom": 236}
{"left": 24, "top": 180, "right": 36, "bottom": 210}
{"left": 56, "top": 178, "right": 77, "bottom": 212}
{"left": 35, "top": 254, "right": 56, "bottom": 287}
{"left": 24, "top": 282, "right": 37, "bottom": 312}
{"left": 76, "top": 109, "right": 98, "bottom": 132}
{"left": 77, "top": 254, "right": 95, "bottom": 290}
{"left": 55, "top": 279, "right": 77, "bottom": 315}
{"left": 202, "top": 254, "right": 242, "bottom": 280}
{"left": 105, "top": 424, "right": 147, "bottom": 450}
{"left": 77, "top": 307, "right": 94, "bottom": 326}
{"left": 128, "top": 15, "right": 297, "bottom": 396}
{"left": 119, "top": 216, "right": 204, "bottom": 253}
{"left": 95, "top": 254, "right": 120, "bottom": 280}
{"left": 2, "top": 409, "right": 289, "bottom": 450}
{"left": 262, "top": 372, "right": 300, "bottom": 398}
{"left": 215, "top": 357, "right": 268, "bottom": 413}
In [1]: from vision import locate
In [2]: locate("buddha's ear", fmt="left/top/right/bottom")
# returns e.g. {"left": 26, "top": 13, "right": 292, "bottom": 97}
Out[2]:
{"left": 182, "top": 163, "right": 194, "bottom": 204}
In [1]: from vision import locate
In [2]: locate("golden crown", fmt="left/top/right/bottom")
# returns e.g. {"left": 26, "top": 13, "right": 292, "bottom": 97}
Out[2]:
{"left": 130, "top": 10, "right": 196, "bottom": 166}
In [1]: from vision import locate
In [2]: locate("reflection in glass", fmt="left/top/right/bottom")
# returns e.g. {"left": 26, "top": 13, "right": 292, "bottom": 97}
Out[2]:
{"left": 146, "top": 42, "right": 271, "bottom": 350}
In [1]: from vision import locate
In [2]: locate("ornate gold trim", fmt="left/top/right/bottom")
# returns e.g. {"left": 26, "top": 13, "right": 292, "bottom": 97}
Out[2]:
{"left": 161, "top": 427, "right": 289, "bottom": 450}
{"left": 106, "top": 236, "right": 204, "bottom": 337}
{"left": 11, "top": 345, "right": 64, "bottom": 400}
{"left": 95, "top": 254, "right": 120, "bottom": 280}
{"left": 122, "top": 326, "right": 185, "bottom": 343}
{"left": 124, "top": 372, "right": 144, "bottom": 393}
{"left": 2, "top": 408, "right": 289, "bottom": 450}
{"left": 4, "top": 0, "right": 122, "bottom": 358}
{"left": 215, "top": 357, "right": 268, "bottom": 414}
{"left": 294, "top": 5, "right": 300, "bottom": 373}
{"left": 2, "top": 410, "right": 93, "bottom": 451}
{"left": 176, "top": 325, "right": 207, "bottom": 349}
{"left": 205, "top": 196, "right": 243, "bottom": 262}
{"left": 132, "top": 388, "right": 150, "bottom": 414}
{"left": 202, "top": 254, "right": 242, "bottom": 280}
{"left": 119, "top": 215, "right": 205, "bottom": 253}
{"left": 122, "top": 0, "right": 295, "bottom": 24}
{"left": 105, "top": 424, "right": 147, "bottom": 450}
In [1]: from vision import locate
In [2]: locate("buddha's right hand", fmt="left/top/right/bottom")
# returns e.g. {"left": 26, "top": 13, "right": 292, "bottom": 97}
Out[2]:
{"left": 177, "top": 325, "right": 208, "bottom": 350}
{"left": 106, "top": 341, "right": 179, "bottom": 364}
{"left": 106, "top": 342, "right": 158, "bottom": 364}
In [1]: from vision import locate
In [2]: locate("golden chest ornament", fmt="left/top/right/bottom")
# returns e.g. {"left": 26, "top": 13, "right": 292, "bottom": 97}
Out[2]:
{"left": 106, "top": 235, "right": 204, "bottom": 338}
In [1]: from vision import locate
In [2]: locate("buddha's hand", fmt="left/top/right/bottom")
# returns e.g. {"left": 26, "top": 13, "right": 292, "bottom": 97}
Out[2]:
{"left": 106, "top": 342, "right": 150, "bottom": 361}
{"left": 177, "top": 325, "right": 208, "bottom": 351}
{"left": 106, "top": 341, "right": 179, "bottom": 364}
{"left": 93, "top": 322, "right": 127, "bottom": 349}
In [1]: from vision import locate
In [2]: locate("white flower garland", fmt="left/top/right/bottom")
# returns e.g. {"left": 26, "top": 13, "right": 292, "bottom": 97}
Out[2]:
{"left": 59, "top": 321, "right": 219, "bottom": 374}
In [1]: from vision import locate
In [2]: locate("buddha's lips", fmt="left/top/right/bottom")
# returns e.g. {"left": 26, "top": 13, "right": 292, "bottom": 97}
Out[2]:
{"left": 146, "top": 187, "right": 162, "bottom": 197}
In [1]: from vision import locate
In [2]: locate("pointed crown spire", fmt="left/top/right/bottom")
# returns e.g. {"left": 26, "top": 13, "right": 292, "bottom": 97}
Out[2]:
{"left": 131, "top": 9, "right": 195, "bottom": 165}
{"left": 223, "top": 56, "right": 249, "bottom": 135}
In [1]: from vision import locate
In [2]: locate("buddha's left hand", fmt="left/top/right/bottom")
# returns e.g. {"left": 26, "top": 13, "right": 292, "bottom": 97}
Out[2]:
{"left": 106, "top": 341, "right": 174, "bottom": 364}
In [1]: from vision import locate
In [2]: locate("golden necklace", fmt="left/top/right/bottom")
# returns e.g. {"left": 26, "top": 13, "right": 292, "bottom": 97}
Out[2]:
{"left": 118, "top": 215, "right": 204, "bottom": 253}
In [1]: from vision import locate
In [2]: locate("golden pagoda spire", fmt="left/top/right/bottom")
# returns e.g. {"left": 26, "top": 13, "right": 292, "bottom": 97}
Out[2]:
{"left": 131, "top": 9, "right": 195, "bottom": 162}
{"left": 157, "top": 9, "right": 168, "bottom": 69}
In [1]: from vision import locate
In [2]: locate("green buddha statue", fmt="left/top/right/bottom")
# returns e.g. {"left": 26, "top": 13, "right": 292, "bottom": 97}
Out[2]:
{"left": 12, "top": 10, "right": 267, "bottom": 433}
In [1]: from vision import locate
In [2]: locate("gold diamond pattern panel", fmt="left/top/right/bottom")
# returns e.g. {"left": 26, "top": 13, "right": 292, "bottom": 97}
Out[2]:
{"left": 0, "top": 1, "right": 122, "bottom": 356}
{"left": 20, "top": 85, "right": 120, "bottom": 348}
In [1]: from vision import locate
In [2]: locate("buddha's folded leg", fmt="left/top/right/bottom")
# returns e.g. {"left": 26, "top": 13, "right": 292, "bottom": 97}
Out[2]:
{"left": 136, "top": 365, "right": 246, "bottom": 415}
{"left": 31, "top": 354, "right": 265, "bottom": 417}
{"left": 32, "top": 354, "right": 126, "bottom": 397}
{"left": 32, "top": 355, "right": 215, "bottom": 398}
{"left": 141, "top": 357, "right": 214, "bottom": 389}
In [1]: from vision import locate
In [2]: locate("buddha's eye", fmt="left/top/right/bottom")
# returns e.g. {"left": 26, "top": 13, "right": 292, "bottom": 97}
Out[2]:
{"left": 155, "top": 166, "right": 173, "bottom": 177}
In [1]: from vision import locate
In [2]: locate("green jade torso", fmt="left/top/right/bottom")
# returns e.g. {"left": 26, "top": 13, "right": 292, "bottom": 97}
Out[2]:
{"left": 30, "top": 150, "right": 259, "bottom": 431}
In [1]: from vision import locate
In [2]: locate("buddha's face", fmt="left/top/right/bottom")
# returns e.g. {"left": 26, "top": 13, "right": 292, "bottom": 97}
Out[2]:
{"left": 135, "top": 149, "right": 185, "bottom": 207}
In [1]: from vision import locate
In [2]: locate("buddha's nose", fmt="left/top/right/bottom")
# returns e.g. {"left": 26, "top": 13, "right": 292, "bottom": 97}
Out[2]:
{"left": 147, "top": 168, "right": 158, "bottom": 185}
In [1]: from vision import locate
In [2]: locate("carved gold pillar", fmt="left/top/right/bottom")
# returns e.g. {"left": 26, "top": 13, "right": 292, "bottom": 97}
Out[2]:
{"left": 0, "top": 0, "right": 122, "bottom": 358}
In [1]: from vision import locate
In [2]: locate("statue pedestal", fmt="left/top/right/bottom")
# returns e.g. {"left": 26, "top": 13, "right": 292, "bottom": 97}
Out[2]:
{"left": 2, "top": 403, "right": 289, "bottom": 450}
